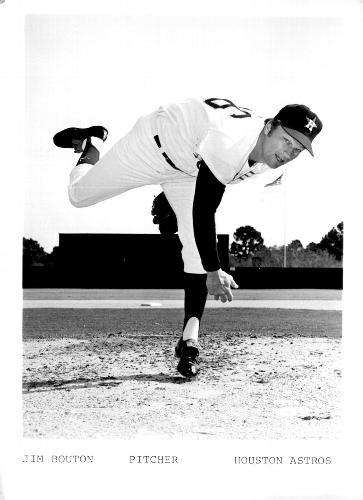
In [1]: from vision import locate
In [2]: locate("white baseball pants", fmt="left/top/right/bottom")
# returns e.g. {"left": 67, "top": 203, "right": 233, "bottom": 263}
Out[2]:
{"left": 68, "top": 111, "right": 206, "bottom": 274}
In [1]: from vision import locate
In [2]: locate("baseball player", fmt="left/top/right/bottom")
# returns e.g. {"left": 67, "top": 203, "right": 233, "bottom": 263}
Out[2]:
{"left": 53, "top": 97, "right": 322, "bottom": 378}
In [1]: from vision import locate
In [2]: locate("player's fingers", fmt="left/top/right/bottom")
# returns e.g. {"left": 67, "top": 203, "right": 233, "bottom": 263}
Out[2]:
{"left": 218, "top": 286, "right": 229, "bottom": 302}
{"left": 225, "top": 287, "right": 233, "bottom": 301}
{"left": 230, "top": 278, "right": 239, "bottom": 289}
{"left": 213, "top": 290, "right": 227, "bottom": 302}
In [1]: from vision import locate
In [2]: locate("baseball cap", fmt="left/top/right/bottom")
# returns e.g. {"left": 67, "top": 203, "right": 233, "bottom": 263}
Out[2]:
{"left": 274, "top": 104, "right": 323, "bottom": 156}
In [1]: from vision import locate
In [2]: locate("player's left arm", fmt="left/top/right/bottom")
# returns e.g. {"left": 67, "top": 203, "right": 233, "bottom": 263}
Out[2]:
{"left": 193, "top": 160, "right": 225, "bottom": 271}
{"left": 193, "top": 160, "right": 238, "bottom": 302}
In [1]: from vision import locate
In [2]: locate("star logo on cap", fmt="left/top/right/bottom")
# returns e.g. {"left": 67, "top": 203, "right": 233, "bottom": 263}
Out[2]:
{"left": 305, "top": 116, "right": 318, "bottom": 133}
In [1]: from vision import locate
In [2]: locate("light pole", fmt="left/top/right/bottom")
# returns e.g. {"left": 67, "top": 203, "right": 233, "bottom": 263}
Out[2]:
{"left": 283, "top": 187, "right": 287, "bottom": 268}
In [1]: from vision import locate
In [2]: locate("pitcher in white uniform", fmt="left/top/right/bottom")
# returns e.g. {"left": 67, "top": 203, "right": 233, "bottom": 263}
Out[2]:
{"left": 53, "top": 97, "right": 323, "bottom": 377}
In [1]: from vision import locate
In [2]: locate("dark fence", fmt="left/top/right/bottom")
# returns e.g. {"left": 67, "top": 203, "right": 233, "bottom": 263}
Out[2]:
{"left": 231, "top": 267, "right": 342, "bottom": 289}
{"left": 23, "top": 265, "right": 343, "bottom": 289}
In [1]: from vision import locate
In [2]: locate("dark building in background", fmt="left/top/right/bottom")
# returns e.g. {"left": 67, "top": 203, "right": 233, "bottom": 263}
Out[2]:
{"left": 23, "top": 233, "right": 230, "bottom": 288}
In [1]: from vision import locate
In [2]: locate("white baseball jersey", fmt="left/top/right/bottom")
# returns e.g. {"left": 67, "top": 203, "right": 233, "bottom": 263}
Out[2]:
{"left": 67, "top": 97, "right": 273, "bottom": 274}
{"left": 156, "top": 97, "right": 270, "bottom": 184}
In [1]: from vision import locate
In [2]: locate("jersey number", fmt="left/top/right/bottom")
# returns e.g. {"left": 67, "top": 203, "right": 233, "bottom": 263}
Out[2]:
{"left": 204, "top": 98, "right": 251, "bottom": 119}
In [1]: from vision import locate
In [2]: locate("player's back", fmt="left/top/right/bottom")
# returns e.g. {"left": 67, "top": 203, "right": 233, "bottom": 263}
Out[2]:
{"left": 156, "top": 98, "right": 210, "bottom": 175}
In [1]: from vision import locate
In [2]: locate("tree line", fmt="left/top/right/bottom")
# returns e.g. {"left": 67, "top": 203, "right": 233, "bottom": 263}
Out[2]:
{"left": 22, "top": 238, "right": 58, "bottom": 268}
{"left": 23, "top": 221, "right": 343, "bottom": 269}
{"left": 230, "top": 222, "right": 343, "bottom": 268}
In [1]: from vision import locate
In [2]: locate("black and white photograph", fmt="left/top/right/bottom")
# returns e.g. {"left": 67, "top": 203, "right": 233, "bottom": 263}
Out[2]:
{"left": 23, "top": 8, "right": 344, "bottom": 441}
{"left": 1, "top": 0, "right": 363, "bottom": 499}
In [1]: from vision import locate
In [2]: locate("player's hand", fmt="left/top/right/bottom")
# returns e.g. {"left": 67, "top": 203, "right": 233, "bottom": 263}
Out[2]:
{"left": 206, "top": 269, "right": 239, "bottom": 303}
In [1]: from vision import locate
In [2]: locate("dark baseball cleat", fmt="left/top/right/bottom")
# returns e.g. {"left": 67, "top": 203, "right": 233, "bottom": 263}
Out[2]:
{"left": 175, "top": 336, "right": 184, "bottom": 358}
{"left": 175, "top": 338, "right": 200, "bottom": 378}
{"left": 53, "top": 125, "right": 108, "bottom": 151}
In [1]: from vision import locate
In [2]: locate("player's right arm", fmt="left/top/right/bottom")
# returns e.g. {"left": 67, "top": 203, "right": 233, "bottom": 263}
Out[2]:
{"left": 193, "top": 160, "right": 238, "bottom": 302}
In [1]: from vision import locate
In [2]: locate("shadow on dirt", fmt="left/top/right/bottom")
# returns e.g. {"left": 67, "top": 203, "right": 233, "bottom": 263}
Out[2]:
{"left": 23, "top": 373, "right": 194, "bottom": 393}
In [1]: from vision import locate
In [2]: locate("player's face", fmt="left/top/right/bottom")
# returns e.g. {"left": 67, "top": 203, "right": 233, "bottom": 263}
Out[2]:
{"left": 262, "top": 124, "right": 305, "bottom": 169}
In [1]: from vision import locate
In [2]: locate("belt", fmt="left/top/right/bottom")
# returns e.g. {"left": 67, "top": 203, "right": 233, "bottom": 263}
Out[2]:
{"left": 153, "top": 135, "right": 183, "bottom": 172}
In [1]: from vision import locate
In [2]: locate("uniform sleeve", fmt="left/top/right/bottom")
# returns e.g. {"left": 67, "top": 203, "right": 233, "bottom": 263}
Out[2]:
{"left": 193, "top": 160, "right": 226, "bottom": 272}
{"left": 197, "top": 102, "right": 265, "bottom": 185}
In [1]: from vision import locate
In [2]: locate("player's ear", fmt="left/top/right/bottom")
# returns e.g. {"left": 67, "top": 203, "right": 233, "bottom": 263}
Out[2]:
{"left": 264, "top": 120, "right": 273, "bottom": 135}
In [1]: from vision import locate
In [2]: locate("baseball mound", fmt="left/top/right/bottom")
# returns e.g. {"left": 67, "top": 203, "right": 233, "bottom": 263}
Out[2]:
{"left": 23, "top": 309, "right": 341, "bottom": 439}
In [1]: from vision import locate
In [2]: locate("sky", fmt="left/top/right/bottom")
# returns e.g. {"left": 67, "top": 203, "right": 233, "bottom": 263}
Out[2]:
{"left": 23, "top": 10, "right": 357, "bottom": 252}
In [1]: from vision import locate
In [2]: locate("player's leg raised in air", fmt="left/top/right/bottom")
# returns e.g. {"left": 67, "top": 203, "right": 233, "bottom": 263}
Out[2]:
{"left": 53, "top": 118, "right": 206, "bottom": 378}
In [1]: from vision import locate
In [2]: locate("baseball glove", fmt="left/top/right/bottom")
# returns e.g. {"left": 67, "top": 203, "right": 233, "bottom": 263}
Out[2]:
{"left": 151, "top": 192, "right": 178, "bottom": 235}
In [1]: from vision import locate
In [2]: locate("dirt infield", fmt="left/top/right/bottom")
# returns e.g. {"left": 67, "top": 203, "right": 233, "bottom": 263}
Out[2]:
{"left": 23, "top": 304, "right": 342, "bottom": 439}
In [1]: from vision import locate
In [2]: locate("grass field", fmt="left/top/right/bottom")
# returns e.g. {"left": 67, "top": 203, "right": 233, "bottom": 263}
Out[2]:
{"left": 23, "top": 307, "right": 342, "bottom": 340}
